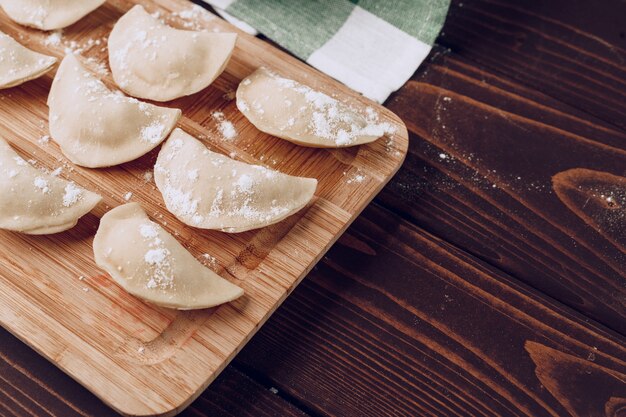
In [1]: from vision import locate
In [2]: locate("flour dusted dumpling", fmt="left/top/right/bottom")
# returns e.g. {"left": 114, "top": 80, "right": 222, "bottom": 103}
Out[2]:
{"left": 48, "top": 54, "right": 181, "bottom": 168}
{"left": 237, "top": 68, "right": 394, "bottom": 148}
{"left": 155, "top": 129, "right": 317, "bottom": 233}
{"left": 93, "top": 203, "right": 243, "bottom": 309}
{"left": 108, "top": 5, "right": 237, "bottom": 102}
{"left": 0, "top": 0, "right": 104, "bottom": 30}
{"left": 0, "top": 31, "right": 56, "bottom": 89}
{"left": 0, "top": 137, "right": 101, "bottom": 234}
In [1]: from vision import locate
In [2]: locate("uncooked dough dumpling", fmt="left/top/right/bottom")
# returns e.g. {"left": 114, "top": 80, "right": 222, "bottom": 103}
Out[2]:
{"left": 237, "top": 68, "right": 394, "bottom": 148}
{"left": 108, "top": 5, "right": 237, "bottom": 101}
{"left": 93, "top": 203, "right": 244, "bottom": 309}
{"left": 0, "top": 137, "right": 101, "bottom": 234}
{"left": 0, "top": 0, "right": 105, "bottom": 30}
{"left": 155, "top": 129, "right": 317, "bottom": 233}
{"left": 0, "top": 31, "right": 56, "bottom": 89}
{"left": 48, "top": 54, "right": 181, "bottom": 168}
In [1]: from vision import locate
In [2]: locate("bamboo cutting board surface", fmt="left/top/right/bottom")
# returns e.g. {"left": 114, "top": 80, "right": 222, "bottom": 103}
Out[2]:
{"left": 0, "top": 1, "right": 408, "bottom": 416}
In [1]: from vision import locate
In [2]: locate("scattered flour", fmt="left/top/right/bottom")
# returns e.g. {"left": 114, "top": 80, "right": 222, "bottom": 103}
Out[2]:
{"left": 44, "top": 30, "right": 63, "bottom": 46}
{"left": 139, "top": 221, "right": 174, "bottom": 290}
{"left": 212, "top": 111, "right": 237, "bottom": 140}
{"left": 141, "top": 121, "right": 166, "bottom": 144}
{"left": 201, "top": 253, "right": 218, "bottom": 269}
{"left": 263, "top": 70, "right": 396, "bottom": 146}
{"left": 235, "top": 174, "right": 254, "bottom": 193}
{"left": 62, "top": 182, "right": 82, "bottom": 207}
{"left": 171, "top": 5, "right": 213, "bottom": 30}
{"left": 33, "top": 176, "right": 50, "bottom": 193}
{"left": 187, "top": 169, "right": 199, "bottom": 181}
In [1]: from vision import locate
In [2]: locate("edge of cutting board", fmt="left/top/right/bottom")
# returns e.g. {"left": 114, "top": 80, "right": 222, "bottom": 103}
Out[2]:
{"left": 0, "top": 0, "right": 409, "bottom": 415}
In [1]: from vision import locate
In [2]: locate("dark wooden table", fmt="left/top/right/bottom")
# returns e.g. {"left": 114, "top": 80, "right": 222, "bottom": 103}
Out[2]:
{"left": 2, "top": 0, "right": 625, "bottom": 416}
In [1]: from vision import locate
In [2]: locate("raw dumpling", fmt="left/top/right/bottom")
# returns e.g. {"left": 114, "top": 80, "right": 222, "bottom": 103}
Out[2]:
{"left": 0, "top": 31, "right": 56, "bottom": 89}
{"left": 108, "top": 5, "right": 237, "bottom": 101}
{"left": 155, "top": 128, "right": 317, "bottom": 233}
{"left": 0, "top": 137, "right": 101, "bottom": 234}
{"left": 48, "top": 54, "right": 181, "bottom": 168}
{"left": 93, "top": 203, "right": 244, "bottom": 309}
{"left": 0, "top": 0, "right": 105, "bottom": 30}
{"left": 237, "top": 68, "right": 394, "bottom": 148}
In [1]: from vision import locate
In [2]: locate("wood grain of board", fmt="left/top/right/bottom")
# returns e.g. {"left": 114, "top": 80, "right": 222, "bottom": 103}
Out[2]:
{"left": 0, "top": 1, "right": 407, "bottom": 416}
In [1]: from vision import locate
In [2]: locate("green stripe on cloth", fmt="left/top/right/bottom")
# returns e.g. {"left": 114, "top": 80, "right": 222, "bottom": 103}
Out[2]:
{"left": 227, "top": 0, "right": 355, "bottom": 58}
{"left": 350, "top": 0, "right": 450, "bottom": 44}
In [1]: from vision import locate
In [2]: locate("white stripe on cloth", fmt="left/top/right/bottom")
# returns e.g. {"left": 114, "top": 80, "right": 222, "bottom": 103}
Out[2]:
{"left": 307, "top": 6, "right": 431, "bottom": 103}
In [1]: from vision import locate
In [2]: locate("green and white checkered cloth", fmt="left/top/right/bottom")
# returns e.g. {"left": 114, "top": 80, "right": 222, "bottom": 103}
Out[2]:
{"left": 204, "top": 0, "right": 450, "bottom": 103}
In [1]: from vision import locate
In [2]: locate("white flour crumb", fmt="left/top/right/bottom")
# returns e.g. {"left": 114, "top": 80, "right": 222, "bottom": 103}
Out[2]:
{"left": 139, "top": 223, "right": 158, "bottom": 238}
{"left": 346, "top": 173, "right": 366, "bottom": 184}
{"left": 145, "top": 248, "right": 168, "bottom": 264}
{"left": 141, "top": 122, "right": 165, "bottom": 144}
{"left": 202, "top": 253, "right": 217, "bottom": 267}
{"left": 201, "top": 253, "right": 218, "bottom": 268}
{"left": 62, "top": 182, "right": 82, "bottom": 207}
{"left": 212, "top": 111, "right": 237, "bottom": 140}
{"left": 143, "top": 171, "right": 153, "bottom": 182}
{"left": 33, "top": 177, "right": 50, "bottom": 193}
{"left": 218, "top": 120, "right": 237, "bottom": 139}
{"left": 187, "top": 169, "right": 199, "bottom": 181}
{"left": 162, "top": 186, "right": 199, "bottom": 219}
{"left": 13, "top": 156, "right": 26, "bottom": 166}
{"left": 38, "top": 135, "right": 50, "bottom": 145}
{"left": 124, "top": 192, "right": 133, "bottom": 201}
{"left": 171, "top": 5, "right": 213, "bottom": 29}
{"left": 44, "top": 30, "right": 62, "bottom": 46}
{"left": 235, "top": 174, "right": 254, "bottom": 193}
{"left": 86, "top": 56, "right": 109, "bottom": 76}
{"left": 142, "top": 224, "right": 175, "bottom": 290}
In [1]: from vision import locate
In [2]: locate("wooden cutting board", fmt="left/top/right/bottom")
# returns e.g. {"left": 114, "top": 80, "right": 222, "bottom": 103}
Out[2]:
{"left": 0, "top": 0, "right": 408, "bottom": 415}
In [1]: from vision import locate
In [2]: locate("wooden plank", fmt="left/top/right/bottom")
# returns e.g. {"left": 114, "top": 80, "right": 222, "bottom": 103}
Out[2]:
{"left": 439, "top": 0, "right": 626, "bottom": 129}
{"left": 235, "top": 202, "right": 626, "bottom": 417}
{"left": 379, "top": 45, "right": 626, "bottom": 334}
{"left": 0, "top": 327, "right": 312, "bottom": 417}
{"left": 0, "top": 1, "right": 408, "bottom": 415}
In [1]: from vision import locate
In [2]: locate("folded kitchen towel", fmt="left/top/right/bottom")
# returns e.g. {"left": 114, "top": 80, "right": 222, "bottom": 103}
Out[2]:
{"left": 203, "top": 0, "right": 450, "bottom": 103}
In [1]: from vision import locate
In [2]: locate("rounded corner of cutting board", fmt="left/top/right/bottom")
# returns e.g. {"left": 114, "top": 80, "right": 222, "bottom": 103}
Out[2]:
{"left": 105, "top": 396, "right": 188, "bottom": 417}
{"left": 373, "top": 106, "right": 410, "bottom": 178}
{"left": 389, "top": 113, "right": 410, "bottom": 173}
